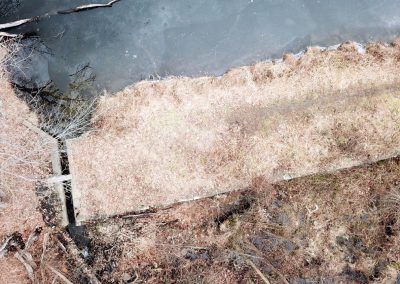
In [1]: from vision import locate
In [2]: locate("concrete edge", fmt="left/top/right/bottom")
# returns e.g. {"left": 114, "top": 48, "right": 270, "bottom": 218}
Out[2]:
{"left": 23, "top": 120, "right": 69, "bottom": 227}
{"left": 75, "top": 150, "right": 400, "bottom": 224}
{"left": 65, "top": 138, "right": 83, "bottom": 225}
{"left": 169, "top": 151, "right": 400, "bottom": 209}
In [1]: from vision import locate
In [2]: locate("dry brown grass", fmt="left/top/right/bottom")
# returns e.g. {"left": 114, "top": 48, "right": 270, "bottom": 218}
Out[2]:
{"left": 0, "top": 42, "right": 76, "bottom": 284}
{"left": 0, "top": 42, "right": 49, "bottom": 233}
{"left": 69, "top": 40, "right": 400, "bottom": 222}
{"left": 0, "top": 41, "right": 48, "bottom": 283}
{"left": 85, "top": 156, "right": 400, "bottom": 283}
{"left": 2, "top": 39, "right": 400, "bottom": 283}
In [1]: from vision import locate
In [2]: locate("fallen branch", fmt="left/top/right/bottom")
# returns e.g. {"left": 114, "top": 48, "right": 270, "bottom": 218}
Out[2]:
{"left": 234, "top": 245, "right": 271, "bottom": 284}
{"left": 40, "top": 233, "right": 50, "bottom": 265}
{"left": 245, "top": 258, "right": 271, "bottom": 284}
{"left": 58, "top": 0, "right": 121, "bottom": 14}
{"left": 24, "top": 227, "right": 42, "bottom": 250}
{"left": 0, "top": 0, "right": 122, "bottom": 32}
{"left": 0, "top": 31, "right": 20, "bottom": 38}
{"left": 40, "top": 233, "right": 49, "bottom": 284}
{"left": 51, "top": 275, "right": 59, "bottom": 284}
{"left": 0, "top": 18, "right": 33, "bottom": 30}
{"left": 0, "top": 233, "right": 24, "bottom": 257}
{"left": 47, "top": 265, "right": 74, "bottom": 284}
{"left": 21, "top": 251, "right": 36, "bottom": 269}
{"left": 0, "top": 236, "right": 13, "bottom": 257}
{"left": 243, "top": 242, "right": 290, "bottom": 284}
{"left": 15, "top": 251, "right": 35, "bottom": 282}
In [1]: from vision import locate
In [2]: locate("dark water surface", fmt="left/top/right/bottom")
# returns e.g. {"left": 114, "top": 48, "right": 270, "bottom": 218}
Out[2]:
{"left": 2, "top": 0, "right": 400, "bottom": 95}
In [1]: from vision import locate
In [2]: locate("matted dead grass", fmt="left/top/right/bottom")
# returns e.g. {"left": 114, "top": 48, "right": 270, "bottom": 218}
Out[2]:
{"left": 0, "top": 43, "right": 49, "bottom": 231}
{"left": 86, "top": 156, "right": 400, "bottom": 283}
{"left": 0, "top": 44, "right": 73, "bottom": 284}
{"left": 0, "top": 43, "right": 47, "bottom": 283}
{"left": 84, "top": 156, "right": 400, "bottom": 283}
{"left": 68, "top": 40, "right": 400, "bottom": 223}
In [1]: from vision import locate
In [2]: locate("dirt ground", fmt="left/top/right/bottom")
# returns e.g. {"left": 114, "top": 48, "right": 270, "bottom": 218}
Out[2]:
{"left": 84, "top": 156, "right": 400, "bottom": 284}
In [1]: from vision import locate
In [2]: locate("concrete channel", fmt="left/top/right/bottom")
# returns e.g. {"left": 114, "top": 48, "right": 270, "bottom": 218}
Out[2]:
{"left": 23, "top": 120, "right": 70, "bottom": 227}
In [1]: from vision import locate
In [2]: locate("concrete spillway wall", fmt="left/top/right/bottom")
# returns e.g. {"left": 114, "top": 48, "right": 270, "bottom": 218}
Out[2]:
{"left": 23, "top": 121, "right": 69, "bottom": 226}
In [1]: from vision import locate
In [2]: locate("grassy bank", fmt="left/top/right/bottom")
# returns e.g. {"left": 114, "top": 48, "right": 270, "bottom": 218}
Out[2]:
{"left": 1, "top": 39, "right": 400, "bottom": 283}
{"left": 69, "top": 41, "right": 400, "bottom": 222}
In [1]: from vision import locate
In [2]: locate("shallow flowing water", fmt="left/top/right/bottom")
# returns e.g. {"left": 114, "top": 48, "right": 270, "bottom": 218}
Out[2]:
{"left": 2, "top": 0, "right": 400, "bottom": 94}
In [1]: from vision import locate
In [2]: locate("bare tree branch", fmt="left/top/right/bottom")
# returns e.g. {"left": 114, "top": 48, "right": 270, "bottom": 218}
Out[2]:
{"left": 15, "top": 251, "right": 35, "bottom": 282}
{"left": 58, "top": 0, "right": 121, "bottom": 14}
{"left": 0, "top": 18, "right": 34, "bottom": 30}
{"left": 0, "top": 31, "right": 20, "bottom": 38}
{"left": 0, "top": 0, "right": 122, "bottom": 32}
{"left": 47, "top": 265, "right": 74, "bottom": 284}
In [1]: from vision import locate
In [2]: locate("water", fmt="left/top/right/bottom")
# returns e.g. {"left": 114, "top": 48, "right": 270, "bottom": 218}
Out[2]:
{"left": 2, "top": 0, "right": 400, "bottom": 95}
